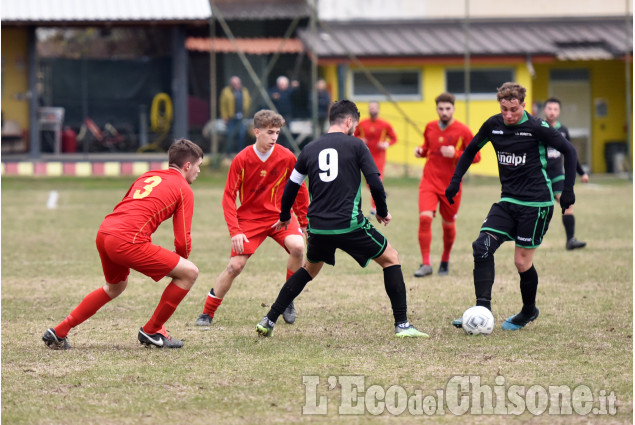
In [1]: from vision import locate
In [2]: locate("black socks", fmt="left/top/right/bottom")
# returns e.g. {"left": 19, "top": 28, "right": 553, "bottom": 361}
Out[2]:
{"left": 474, "top": 256, "right": 495, "bottom": 311}
{"left": 266, "top": 268, "right": 312, "bottom": 323}
{"left": 519, "top": 265, "right": 538, "bottom": 316}
{"left": 383, "top": 265, "right": 408, "bottom": 325}
{"left": 562, "top": 214, "right": 575, "bottom": 241}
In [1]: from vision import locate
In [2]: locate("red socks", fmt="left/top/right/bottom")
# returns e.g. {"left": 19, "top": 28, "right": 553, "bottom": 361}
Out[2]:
{"left": 441, "top": 221, "right": 456, "bottom": 263}
{"left": 418, "top": 215, "right": 433, "bottom": 265}
{"left": 143, "top": 282, "right": 189, "bottom": 334}
{"left": 54, "top": 287, "right": 113, "bottom": 338}
{"left": 202, "top": 290, "right": 223, "bottom": 317}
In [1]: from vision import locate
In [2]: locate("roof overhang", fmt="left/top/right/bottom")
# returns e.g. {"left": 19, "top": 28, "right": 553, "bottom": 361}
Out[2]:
{"left": 186, "top": 37, "right": 304, "bottom": 54}
{"left": 1, "top": 0, "right": 212, "bottom": 26}
{"left": 299, "top": 17, "right": 633, "bottom": 62}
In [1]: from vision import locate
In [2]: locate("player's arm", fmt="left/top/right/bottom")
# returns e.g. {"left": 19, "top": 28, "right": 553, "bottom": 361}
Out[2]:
{"left": 456, "top": 127, "right": 481, "bottom": 164}
{"left": 366, "top": 172, "right": 388, "bottom": 219}
{"left": 222, "top": 162, "right": 245, "bottom": 238}
{"left": 541, "top": 124, "right": 577, "bottom": 211}
{"left": 445, "top": 121, "right": 490, "bottom": 204}
{"left": 275, "top": 169, "right": 305, "bottom": 230}
{"left": 386, "top": 123, "right": 397, "bottom": 146}
{"left": 291, "top": 181, "right": 309, "bottom": 228}
{"left": 173, "top": 186, "right": 194, "bottom": 258}
{"left": 359, "top": 143, "right": 389, "bottom": 219}
{"left": 415, "top": 126, "right": 431, "bottom": 158}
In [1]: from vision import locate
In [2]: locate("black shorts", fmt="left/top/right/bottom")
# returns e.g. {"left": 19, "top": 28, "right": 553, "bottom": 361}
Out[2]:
{"left": 306, "top": 220, "right": 387, "bottom": 267}
{"left": 480, "top": 202, "right": 554, "bottom": 248}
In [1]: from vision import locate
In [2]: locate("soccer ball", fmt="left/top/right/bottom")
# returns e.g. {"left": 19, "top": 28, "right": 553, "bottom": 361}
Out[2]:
{"left": 462, "top": 306, "right": 495, "bottom": 335}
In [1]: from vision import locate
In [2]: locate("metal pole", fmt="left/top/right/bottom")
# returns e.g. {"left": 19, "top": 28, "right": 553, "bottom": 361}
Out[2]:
{"left": 209, "top": 0, "right": 301, "bottom": 153}
{"left": 209, "top": 3, "right": 219, "bottom": 162}
{"left": 309, "top": 0, "right": 319, "bottom": 140}
{"left": 464, "top": 0, "right": 470, "bottom": 126}
{"left": 27, "top": 26, "right": 39, "bottom": 158}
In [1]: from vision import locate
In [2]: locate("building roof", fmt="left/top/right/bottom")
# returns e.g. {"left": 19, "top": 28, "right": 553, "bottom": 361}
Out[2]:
{"left": 1, "top": 0, "right": 309, "bottom": 25}
{"left": 1, "top": 0, "right": 212, "bottom": 25}
{"left": 186, "top": 37, "right": 304, "bottom": 54}
{"left": 211, "top": 0, "right": 309, "bottom": 20}
{"left": 299, "top": 17, "right": 633, "bottom": 60}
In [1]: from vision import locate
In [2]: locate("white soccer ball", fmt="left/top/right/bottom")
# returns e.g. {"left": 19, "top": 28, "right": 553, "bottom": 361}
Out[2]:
{"left": 462, "top": 306, "right": 495, "bottom": 335}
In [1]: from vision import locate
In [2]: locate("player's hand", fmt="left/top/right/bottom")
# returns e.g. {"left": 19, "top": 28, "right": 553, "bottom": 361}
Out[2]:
{"left": 231, "top": 234, "right": 249, "bottom": 254}
{"left": 376, "top": 212, "right": 392, "bottom": 226}
{"left": 581, "top": 173, "right": 589, "bottom": 184}
{"left": 272, "top": 219, "right": 291, "bottom": 231}
{"left": 559, "top": 188, "right": 575, "bottom": 213}
{"left": 445, "top": 181, "right": 460, "bottom": 205}
{"left": 378, "top": 141, "right": 390, "bottom": 150}
{"left": 440, "top": 145, "right": 455, "bottom": 158}
{"left": 414, "top": 146, "right": 424, "bottom": 158}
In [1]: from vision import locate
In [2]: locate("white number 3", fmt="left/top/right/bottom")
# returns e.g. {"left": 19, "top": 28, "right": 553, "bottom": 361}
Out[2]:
{"left": 318, "top": 148, "right": 338, "bottom": 182}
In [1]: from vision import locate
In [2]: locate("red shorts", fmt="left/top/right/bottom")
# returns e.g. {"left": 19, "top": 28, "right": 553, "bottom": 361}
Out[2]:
{"left": 418, "top": 186, "right": 461, "bottom": 222}
{"left": 96, "top": 231, "right": 180, "bottom": 283}
{"left": 232, "top": 215, "right": 304, "bottom": 257}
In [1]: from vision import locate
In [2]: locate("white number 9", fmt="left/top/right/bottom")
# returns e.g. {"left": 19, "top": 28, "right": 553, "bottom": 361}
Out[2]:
{"left": 318, "top": 148, "right": 338, "bottom": 182}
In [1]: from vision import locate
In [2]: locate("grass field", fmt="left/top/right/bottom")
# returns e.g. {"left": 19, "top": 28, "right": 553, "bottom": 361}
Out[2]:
{"left": 1, "top": 169, "right": 632, "bottom": 424}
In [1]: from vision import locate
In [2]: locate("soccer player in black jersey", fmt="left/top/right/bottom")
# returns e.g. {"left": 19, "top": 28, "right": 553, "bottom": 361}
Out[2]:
{"left": 445, "top": 83, "right": 578, "bottom": 331}
{"left": 544, "top": 98, "right": 589, "bottom": 250}
{"left": 255, "top": 100, "right": 429, "bottom": 338}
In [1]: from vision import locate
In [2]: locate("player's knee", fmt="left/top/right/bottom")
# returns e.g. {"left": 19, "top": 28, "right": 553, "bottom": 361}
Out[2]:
{"left": 226, "top": 259, "right": 245, "bottom": 277}
{"left": 104, "top": 280, "right": 127, "bottom": 298}
{"left": 472, "top": 232, "right": 500, "bottom": 261}
{"left": 287, "top": 242, "right": 305, "bottom": 260}
{"left": 185, "top": 262, "right": 199, "bottom": 283}
{"left": 379, "top": 244, "right": 400, "bottom": 266}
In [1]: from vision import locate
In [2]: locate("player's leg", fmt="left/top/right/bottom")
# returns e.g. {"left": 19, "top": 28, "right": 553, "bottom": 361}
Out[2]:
{"left": 451, "top": 203, "right": 512, "bottom": 327}
{"left": 43, "top": 232, "right": 130, "bottom": 349}
{"left": 257, "top": 260, "right": 323, "bottom": 337}
{"left": 502, "top": 204, "right": 552, "bottom": 330}
{"left": 438, "top": 190, "right": 461, "bottom": 276}
{"left": 280, "top": 232, "right": 305, "bottom": 324}
{"left": 198, "top": 226, "right": 268, "bottom": 326}
{"left": 415, "top": 188, "right": 438, "bottom": 277}
{"left": 197, "top": 255, "right": 249, "bottom": 326}
{"left": 257, "top": 232, "right": 328, "bottom": 336}
{"left": 372, "top": 242, "right": 429, "bottom": 338}
{"left": 554, "top": 183, "right": 585, "bottom": 250}
{"left": 138, "top": 254, "right": 198, "bottom": 348}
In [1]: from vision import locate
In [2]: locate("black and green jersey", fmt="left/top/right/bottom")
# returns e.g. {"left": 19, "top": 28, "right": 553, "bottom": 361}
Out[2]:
{"left": 546, "top": 121, "right": 585, "bottom": 183}
{"left": 291, "top": 132, "right": 384, "bottom": 234}
{"left": 454, "top": 111, "right": 578, "bottom": 206}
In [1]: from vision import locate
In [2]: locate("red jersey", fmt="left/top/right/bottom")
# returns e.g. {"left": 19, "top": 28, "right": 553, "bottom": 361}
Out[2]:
{"left": 420, "top": 120, "right": 480, "bottom": 193}
{"left": 354, "top": 118, "right": 397, "bottom": 160}
{"left": 99, "top": 168, "right": 194, "bottom": 258}
{"left": 223, "top": 144, "right": 309, "bottom": 237}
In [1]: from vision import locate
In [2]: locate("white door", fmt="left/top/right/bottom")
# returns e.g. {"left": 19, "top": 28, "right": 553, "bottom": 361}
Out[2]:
{"left": 549, "top": 78, "right": 592, "bottom": 170}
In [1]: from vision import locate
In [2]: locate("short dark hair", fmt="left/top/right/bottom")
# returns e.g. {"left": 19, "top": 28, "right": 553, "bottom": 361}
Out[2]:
{"left": 328, "top": 99, "right": 360, "bottom": 124}
{"left": 253, "top": 109, "right": 285, "bottom": 129}
{"left": 544, "top": 97, "right": 561, "bottom": 107}
{"left": 168, "top": 139, "right": 204, "bottom": 168}
{"left": 435, "top": 92, "right": 455, "bottom": 105}
{"left": 496, "top": 82, "right": 526, "bottom": 103}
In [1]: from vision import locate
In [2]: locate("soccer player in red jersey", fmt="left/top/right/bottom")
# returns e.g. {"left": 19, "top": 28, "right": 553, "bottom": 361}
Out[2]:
{"left": 414, "top": 92, "right": 481, "bottom": 278}
{"left": 195, "top": 110, "right": 309, "bottom": 327}
{"left": 354, "top": 101, "right": 397, "bottom": 215}
{"left": 42, "top": 139, "right": 204, "bottom": 349}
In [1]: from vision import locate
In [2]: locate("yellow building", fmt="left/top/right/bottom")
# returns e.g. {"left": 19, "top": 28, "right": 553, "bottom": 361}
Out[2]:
{"left": 302, "top": 16, "right": 633, "bottom": 175}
